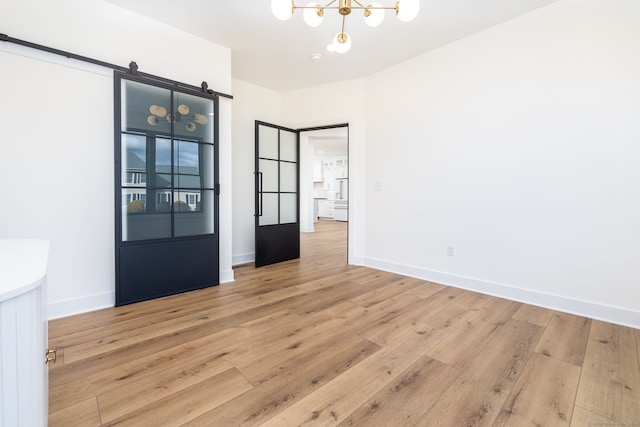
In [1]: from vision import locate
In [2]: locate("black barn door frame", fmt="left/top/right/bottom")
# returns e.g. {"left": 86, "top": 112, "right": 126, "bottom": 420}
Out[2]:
{"left": 115, "top": 72, "right": 220, "bottom": 306}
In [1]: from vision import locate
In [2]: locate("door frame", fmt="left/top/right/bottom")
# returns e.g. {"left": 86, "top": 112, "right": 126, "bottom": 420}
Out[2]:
{"left": 298, "top": 123, "right": 350, "bottom": 262}
{"left": 253, "top": 122, "right": 349, "bottom": 267}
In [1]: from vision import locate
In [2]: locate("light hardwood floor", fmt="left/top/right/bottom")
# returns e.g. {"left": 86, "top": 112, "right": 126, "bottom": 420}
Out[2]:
{"left": 49, "top": 220, "right": 640, "bottom": 426}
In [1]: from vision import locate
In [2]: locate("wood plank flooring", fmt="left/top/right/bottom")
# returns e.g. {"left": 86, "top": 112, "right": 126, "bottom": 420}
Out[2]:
{"left": 48, "top": 220, "right": 640, "bottom": 426}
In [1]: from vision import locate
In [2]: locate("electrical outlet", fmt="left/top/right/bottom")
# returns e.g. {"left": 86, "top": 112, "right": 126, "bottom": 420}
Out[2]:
{"left": 447, "top": 245, "right": 455, "bottom": 256}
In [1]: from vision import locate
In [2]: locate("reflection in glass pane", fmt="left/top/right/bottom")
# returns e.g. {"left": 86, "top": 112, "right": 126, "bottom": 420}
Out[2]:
{"left": 175, "top": 140, "right": 199, "bottom": 174}
{"left": 173, "top": 190, "right": 199, "bottom": 212}
{"left": 259, "top": 159, "right": 278, "bottom": 192}
{"left": 176, "top": 174, "right": 200, "bottom": 188}
{"left": 175, "top": 190, "right": 215, "bottom": 237}
{"left": 259, "top": 126, "right": 279, "bottom": 159}
{"left": 156, "top": 137, "right": 171, "bottom": 172}
{"left": 280, "top": 162, "right": 297, "bottom": 193}
{"left": 121, "top": 134, "right": 147, "bottom": 186}
{"left": 173, "top": 92, "right": 215, "bottom": 142}
{"left": 259, "top": 193, "right": 279, "bottom": 226}
{"left": 121, "top": 190, "right": 171, "bottom": 241}
{"left": 155, "top": 191, "right": 172, "bottom": 213}
{"left": 122, "top": 189, "right": 148, "bottom": 211}
{"left": 119, "top": 79, "right": 217, "bottom": 242}
{"left": 281, "top": 193, "right": 297, "bottom": 224}
{"left": 200, "top": 144, "right": 214, "bottom": 188}
{"left": 122, "top": 80, "right": 171, "bottom": 134}
{"left": 280, "top": 130, "right": 297, "bottom": 162}
{"left": 156, "top": 174, "right": 172, "bottom": 189}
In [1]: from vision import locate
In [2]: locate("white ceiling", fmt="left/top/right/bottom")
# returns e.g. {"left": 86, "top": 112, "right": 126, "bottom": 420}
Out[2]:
{"left": 303, "top": 127, "right": 349, "bottom": 160}
{"left": 106, "top": 0, "right": 560, "bottom": 92}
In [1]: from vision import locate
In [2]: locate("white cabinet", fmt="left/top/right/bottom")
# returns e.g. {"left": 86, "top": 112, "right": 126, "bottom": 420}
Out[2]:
{"left": 318, "top": 199, "right": 327, "bottom": 217}
{"left": 0, "top": 240, "right": 50, "bottom": 427}
{"left": 317, "top": 199, "right": 334, "bottom": 218}
{"left": 327, "top": 200, "right": 334, "bottom": 218}
{"left": 322, "top": 160, "right": 335, "bottom": 190}
{"left": 335, "top": 157, "right": 348, "bottom": 178}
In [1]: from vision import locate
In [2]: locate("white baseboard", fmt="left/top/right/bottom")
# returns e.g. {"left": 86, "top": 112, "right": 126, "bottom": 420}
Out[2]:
{"left": 364, "top": 257, "right": 640, "bottom": 329}
{"left": 220, "top": 269, "right": 234, "bottom": 283}
{"left": 48, "top": 292, "right": 114, "bottom": 320}
{"left": 48, "top": 272, "right": 235, "bottom": 319}
{"left": 350, "top": 256, "right": 366, "bottom": 266}
{"left": 233, "top": 253, "right": 255, "bottom": 266}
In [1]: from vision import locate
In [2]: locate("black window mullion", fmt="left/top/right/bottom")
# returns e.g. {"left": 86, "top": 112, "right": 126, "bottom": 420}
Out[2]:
{"left": 169, "top": 91, "right": 175, "bottom": 237}
{"left": 277, "top": 129, "right": 281, "bottom": 225}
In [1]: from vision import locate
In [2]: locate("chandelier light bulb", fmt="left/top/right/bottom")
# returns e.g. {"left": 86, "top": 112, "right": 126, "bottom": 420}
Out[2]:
{"left": 271, "top": 0, "right": 293, "bottom": 20}
{"left": 364, "top": 3, "right": 385, "bottom": 27}
{"left": 396, "top": 0, "right": 420, "bottom": 22}
{"left": 303, "top": 2, "right": 324, "bottom": 27}
{"left": 332, "top": 32, "right": 352, "bottom": 53}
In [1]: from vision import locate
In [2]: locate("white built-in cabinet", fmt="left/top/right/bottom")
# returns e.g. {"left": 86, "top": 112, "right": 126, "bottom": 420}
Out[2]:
{"left": 334, "top": 157, "right": 348, "bottom": 179}
{"left": 0, "top": 240, "right": 50, "bottom": 427}
{"left": 320, "top": 157, "right": 348, "bottom": 189}
{"left": 318, "top": 199, "right": 328, "bottom": 217}
{"left": 317, "top": 199, "right": 335, "bottom": 218}
{"left": 322, "top": 160, "right": 335, "bottom": 190}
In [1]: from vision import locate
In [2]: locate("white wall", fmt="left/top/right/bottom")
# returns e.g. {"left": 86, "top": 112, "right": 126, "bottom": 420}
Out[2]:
{"left": 0, "top": 0, "right": 232, "bottom": 318}
{"left": 230, "top": 79, "right": 283, "bottom": 264}
{"left": 363, "top": 0, "right": 640, "bottom": 327}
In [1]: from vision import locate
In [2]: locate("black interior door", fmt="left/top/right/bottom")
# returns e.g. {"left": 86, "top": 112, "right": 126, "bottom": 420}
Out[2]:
{"left": 255, "top": 121, "right": 300, "bottom": 267}
{"left": 115, "top": 74, "right": 219, "bottom": 305}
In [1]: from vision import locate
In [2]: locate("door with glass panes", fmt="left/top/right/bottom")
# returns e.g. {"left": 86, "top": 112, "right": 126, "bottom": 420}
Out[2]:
{"left": 115, "top": 74, "right": 219, "bottom": 306}
{"left": 255, "top": 121, "right": 299, "bottom": 267}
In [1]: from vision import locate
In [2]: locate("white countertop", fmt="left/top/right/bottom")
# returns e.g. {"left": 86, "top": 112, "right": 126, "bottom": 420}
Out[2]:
{"left": 0, "top": 239, "right": 50, "bottom": 302}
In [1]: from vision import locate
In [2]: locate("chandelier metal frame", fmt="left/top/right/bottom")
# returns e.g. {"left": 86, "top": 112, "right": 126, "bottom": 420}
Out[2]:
{"left": 271, "top": 0, "right": 420, "bottom": 53}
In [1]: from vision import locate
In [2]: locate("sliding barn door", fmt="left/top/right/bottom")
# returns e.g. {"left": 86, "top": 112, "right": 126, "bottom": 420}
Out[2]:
{"left": 115, "top": 74, "right": 219, "bottom": 305}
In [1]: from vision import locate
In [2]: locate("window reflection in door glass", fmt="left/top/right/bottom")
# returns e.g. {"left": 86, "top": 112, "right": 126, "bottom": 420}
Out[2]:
{"left": 119, "top": 78, "right": 216, "bottom": 243}
{"left": 156, "top": 137, "right": 172, "bottom": 172}
{"left": 176, "top": 141, "right": 199, "bottom": 173}
{"left": 122, "top": 134, "right": 147, "bottom": 186}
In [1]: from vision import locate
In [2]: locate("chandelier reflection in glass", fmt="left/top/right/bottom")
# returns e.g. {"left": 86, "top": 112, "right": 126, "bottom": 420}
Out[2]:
{"left": 147, "top": 103, "right": 209, "bottom": 133}
{"left": 271, "top": 0, "right": 420, "bottom": 53}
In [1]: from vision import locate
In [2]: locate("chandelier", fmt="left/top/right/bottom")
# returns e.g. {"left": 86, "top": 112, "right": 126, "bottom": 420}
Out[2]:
{"left": 270, "top": 0, "right": 420, "bottom": 53}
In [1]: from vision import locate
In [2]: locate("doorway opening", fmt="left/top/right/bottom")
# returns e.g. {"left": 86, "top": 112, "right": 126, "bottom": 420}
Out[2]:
{"left": 299, "top": 124, "right": 349, "bottom": 264}
{"left": 253, "top": 121, "right": 349, "bottom": 268}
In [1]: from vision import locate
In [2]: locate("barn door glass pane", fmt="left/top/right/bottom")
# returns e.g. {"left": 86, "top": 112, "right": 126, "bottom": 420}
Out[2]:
{"left": 120, "top": 79, "right": 216, "bottom": 241}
